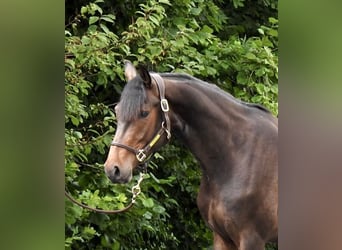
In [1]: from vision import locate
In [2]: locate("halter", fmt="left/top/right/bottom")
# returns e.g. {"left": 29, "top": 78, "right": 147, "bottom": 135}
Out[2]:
{"left": 111, "top": 73, "right": 171, "bottom": 163}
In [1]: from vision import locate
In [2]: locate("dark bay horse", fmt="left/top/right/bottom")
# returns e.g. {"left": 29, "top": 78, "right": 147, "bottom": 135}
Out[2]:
{"left": 104, "top": 61, "right": 278, "bottom": 250}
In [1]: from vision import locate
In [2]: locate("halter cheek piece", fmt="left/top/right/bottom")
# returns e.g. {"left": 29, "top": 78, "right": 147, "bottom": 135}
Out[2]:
{"left": 111, "top": 74, "right": 171, "bottom": 163}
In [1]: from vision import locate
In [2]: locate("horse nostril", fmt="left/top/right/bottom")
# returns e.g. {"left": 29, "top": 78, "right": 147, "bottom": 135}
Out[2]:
{"left": 113, "top": 166, "right": 120, "bottom": 177}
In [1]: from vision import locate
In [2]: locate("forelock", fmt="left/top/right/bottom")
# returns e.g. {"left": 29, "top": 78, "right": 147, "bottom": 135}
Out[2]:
{"left": 118, "top": 76, "right": 146, "bottom": 121}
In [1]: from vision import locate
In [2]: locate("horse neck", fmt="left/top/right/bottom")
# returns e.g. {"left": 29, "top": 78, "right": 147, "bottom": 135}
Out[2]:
{"left": 163, "top": 77, "right": 247, "bottom": 176}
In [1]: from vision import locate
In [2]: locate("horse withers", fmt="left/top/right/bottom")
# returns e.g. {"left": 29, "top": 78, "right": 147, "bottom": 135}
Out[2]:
{"left": 104, "top": 61, "right": 278, "bottom": 250}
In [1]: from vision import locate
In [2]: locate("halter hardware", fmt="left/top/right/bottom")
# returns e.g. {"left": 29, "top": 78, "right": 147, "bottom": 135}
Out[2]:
{"left": 162, "top": 121, "right": 171, "bottom": 140}
{"left": 111, "top": 73, "right": 171, "bottom": 163}
{"left": 161, "top": 98, "right": 169, "bottom": 112}
{"left": 136, "top": 150, "right": 147, "bottom": 162}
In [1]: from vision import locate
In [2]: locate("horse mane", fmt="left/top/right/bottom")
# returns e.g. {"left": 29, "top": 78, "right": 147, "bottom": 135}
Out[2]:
{"left": 119, "top": 75, "right": 147, "bottom": 121}
{"left": 118, "top": 72, "right": 271, "bottom": 121}
{"left": 242, "top": 102, "right": 271, "bottom": 113}
{"left": 160, "top": 73, "right": 272, "bottom": 114}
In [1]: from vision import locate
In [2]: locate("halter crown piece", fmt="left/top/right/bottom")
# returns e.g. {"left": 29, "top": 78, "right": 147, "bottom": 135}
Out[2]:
{"left": 111, "top": 73, "right": 171, "bottom": 163}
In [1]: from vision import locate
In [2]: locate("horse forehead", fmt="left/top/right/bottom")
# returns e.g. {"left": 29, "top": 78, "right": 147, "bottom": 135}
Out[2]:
{"left": 114, "top": 119, "right": 139, "bottom": 138}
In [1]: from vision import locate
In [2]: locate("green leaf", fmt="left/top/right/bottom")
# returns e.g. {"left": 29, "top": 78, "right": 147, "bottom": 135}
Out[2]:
{"left": 100, "top": 16, "right": 114, "bottom": 23}
{"left": 206, "top": 66, "right": 217, "bottom": 75}
{"left": 268, "top": 29, "right": 278, "bottom": 37}
{"left": 89, "top": 16, "right": 99, "bottom": 25}
{"left": 246, "top": 52, "right": 257, "bottom": 60}
{"left": 142, "top": 198, "right": 154, "bottom": 208}
{"left": 158, "top": 0, "right": 171, "bottom": 5}
{"left": 99, "top": 23, "right": 110, "bottom": 34}
{"left": 71, "top": 116, "right": 79, "bottom": 126}
{"left": 65, "top": 59, "right": 75, "bottom": 70}
{"left": 255, "top": 83, "right": 265, "bottom": 94}
{"left": 104, "top": 14, "right": 116, "bottom": 20}
{"left": 153, "top": 205, "right": 166, "bottom": 214}
{"left": 149, "top": 15, "right": 159, "bottom": 26}
{"left": 257, "top": 28, "right": 265, "bottom": 35}
{"left": 149, "top": 172, "right": 160, "bottom": 183}
{"left": 269, "top": 17, "right": 278, "bottom": 24}
{"left": 83, "top": 226, "right": 97, "bottom": 237}
{"left": 201, "top": 25, "right": 213, "bottom": 34}
{"left": 255, "top": 68, "right": 265, "bottom": 77}
{"left": 143, "top": 211, "right": 153, "bottom": 219}
{"left": 251, "top": 95, "right": 263, "bottom": 103}
{"left": 237, "top": 72, "right": 247, "bottom": 85}
{"left": 81, "top": 36, "right": 91, "bottom": 45}
{"left": 74, "top": 131, "right": 82, "bottom": 139}
{"left": 232, "top": 0, "right": 244, "bottom": 8}
{"left": 116, "top": 193, "right": 127, "bottom": 203}
{"left": 190, "top": 8, "right": 202, "bottom": 16}
{"left": 81, "top": 6, "right": 88, "bottom": 15}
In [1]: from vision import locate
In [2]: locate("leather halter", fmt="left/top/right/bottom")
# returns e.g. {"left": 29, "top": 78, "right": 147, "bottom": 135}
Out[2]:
{"left": 111, "top": 73, "right": 171, "bottom": 163}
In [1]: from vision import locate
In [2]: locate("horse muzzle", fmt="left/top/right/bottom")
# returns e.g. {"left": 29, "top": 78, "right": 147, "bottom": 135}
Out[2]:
{"left": 104, "top": 164, "right": 132, "bottom": 184}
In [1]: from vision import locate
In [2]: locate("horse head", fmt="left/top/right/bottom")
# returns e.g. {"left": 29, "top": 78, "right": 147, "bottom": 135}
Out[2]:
{"left": 104, "top": 61, "right": 171, "bottom": 183}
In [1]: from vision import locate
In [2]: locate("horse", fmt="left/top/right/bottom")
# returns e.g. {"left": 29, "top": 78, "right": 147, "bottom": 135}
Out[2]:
{"left": 104, "top": 61, "right": 278, "bottom": 250}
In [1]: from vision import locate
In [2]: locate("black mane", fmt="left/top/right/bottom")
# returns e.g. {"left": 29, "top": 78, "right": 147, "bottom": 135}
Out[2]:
{"left": 243, "top": 102, "right": 271, "bottom": 113}
{"left": 118, "top": 72, "right": 271, "bottom": 122}
{"left": 118, "top": 76, "right": 147, "bottom": 121}
{"left": 160, "top": 73, "right": 271, "bottom": 114}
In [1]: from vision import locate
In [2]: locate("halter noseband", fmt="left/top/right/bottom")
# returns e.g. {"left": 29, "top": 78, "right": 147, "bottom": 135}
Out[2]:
{"left": 111, "top": 74, "right": 171, "bottom": 163}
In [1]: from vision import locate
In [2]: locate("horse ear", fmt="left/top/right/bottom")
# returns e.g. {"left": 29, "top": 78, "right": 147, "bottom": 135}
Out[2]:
{"left": 124, "top": 60, "right": 137, "bottom": 81}
{"left": 137, "top": 65, "right": 152, "bottom": 89}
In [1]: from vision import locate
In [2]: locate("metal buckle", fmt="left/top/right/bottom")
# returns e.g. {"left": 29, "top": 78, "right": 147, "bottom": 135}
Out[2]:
{"left": 136, "top": 150, "right": 147, "bottom": 162}
{"left": 131, "top": 172, "right": 145, "bottom": 202}
{"left": 160, "top": 99, "right": 169, "bottom": 112}
{"left": 162, "top": 122, "right": 171, "bottom": 140}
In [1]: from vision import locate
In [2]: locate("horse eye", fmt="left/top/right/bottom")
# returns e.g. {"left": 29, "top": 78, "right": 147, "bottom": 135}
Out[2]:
{"left": 140, "top": 111, "right": 149, "bottom": 118}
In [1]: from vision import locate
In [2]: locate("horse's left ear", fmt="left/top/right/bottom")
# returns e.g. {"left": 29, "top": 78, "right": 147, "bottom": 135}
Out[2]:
{"left": 138, "top": 65, "right": 152, "bottom": 89}
{"left": 124, "top": 60, "right": 137, "bottom": 81}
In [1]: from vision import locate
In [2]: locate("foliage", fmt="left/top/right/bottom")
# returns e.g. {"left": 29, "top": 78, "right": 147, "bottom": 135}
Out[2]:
{"left": 65, "top": 0, "right": 278, "bottom": 249}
